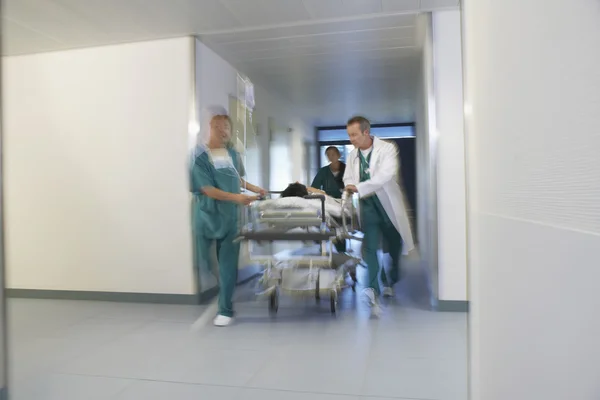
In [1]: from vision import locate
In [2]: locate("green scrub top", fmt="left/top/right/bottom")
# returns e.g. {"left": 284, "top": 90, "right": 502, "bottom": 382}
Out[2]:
{"left": 359, "top": 151, "right": 390, "bottom": 225}
{"left": 311, "top": 162, "right": 346, "bottom": 198}
{"left": 190, "top": 145, "right": 245, "bottom": 239}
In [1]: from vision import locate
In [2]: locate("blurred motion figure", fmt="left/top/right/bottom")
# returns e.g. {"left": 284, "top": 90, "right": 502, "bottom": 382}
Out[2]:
{"left": 190, "top": 105, "right": 265, "bottom": 327}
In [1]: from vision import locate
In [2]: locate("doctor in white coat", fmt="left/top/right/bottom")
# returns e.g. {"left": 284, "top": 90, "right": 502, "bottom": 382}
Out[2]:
{"left": 343, "top": 116, "right": 415, "bottom": 316}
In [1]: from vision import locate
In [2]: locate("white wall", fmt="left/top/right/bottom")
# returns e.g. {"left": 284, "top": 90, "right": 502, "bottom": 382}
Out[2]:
{"left": 3, "top": 38, "right": 196, "bottom": 294}
{"left": 196, "top": 41, "right": 237, "bottom": 117}
{"left": 464, "top": 1, "right": 600, "bottom": 399}
{"left": 432, "top": 10, "right": 468, "bottom": 302}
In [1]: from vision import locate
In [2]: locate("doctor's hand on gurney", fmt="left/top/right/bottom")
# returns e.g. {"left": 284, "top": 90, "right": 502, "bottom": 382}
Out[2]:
{"left": 345, "top": 185, "right": 358, "bottom": 194}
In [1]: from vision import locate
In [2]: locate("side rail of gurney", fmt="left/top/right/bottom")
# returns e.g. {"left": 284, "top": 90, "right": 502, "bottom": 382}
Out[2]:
{"left": 234, "top": 189, "right": 363, "bottom": 264}
{"left": 237, "top": 192, "right": 334, "bottom": 242}
{"left": 235, "top": 190, "right": 333, "bottom": 264}
{"left": 237, "top": 190, "right": 361, "bottom": 242}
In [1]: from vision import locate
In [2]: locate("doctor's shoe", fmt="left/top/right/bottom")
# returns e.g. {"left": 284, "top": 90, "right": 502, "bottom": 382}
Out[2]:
{"left": 363, "top": 288, "right": 382, "bottom": 318}
{"left": 213, "top": 315, "right": 233, "bottom": 327}
{"left": 383, "top": 287, "right": 395, "bottom": 298}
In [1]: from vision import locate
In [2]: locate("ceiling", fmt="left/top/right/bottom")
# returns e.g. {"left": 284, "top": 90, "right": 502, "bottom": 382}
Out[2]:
{"left": 3, "top": 0, "right": 460, "bottom": 126}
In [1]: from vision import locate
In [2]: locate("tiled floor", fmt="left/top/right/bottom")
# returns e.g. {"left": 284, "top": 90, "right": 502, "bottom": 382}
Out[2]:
{"left": 7, "top": 266, "right": 468, "bottom": 400}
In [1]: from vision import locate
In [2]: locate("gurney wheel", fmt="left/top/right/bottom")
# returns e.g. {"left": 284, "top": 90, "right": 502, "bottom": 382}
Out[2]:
{"left": 330, "top": 290, "right": 338, "bottom": 315}
{"left": 269, "top": 290, "right": 279, "bottom": 316}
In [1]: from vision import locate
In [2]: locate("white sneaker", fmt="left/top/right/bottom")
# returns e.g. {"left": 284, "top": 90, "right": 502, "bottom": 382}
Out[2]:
{"left": 383, "top": 287, "right": 395, "bottom": 298}
{"left": 213, "top": 315, "right": 233, "bottom": 327}
{"left": 363, "top": 288, "right": 382, "bottom": 318}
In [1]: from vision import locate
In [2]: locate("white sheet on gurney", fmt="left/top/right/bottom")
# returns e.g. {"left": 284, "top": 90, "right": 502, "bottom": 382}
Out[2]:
{"left": 257, "top": 196, "right": 350, "bottom": 218}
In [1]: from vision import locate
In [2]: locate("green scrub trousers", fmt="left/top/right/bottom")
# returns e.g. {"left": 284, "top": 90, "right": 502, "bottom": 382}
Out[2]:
{"left": 359, "top": 151, "right": 403, "bottom": 295}
{"left": 191, "top": 146, "right": 244, "bottom": 318}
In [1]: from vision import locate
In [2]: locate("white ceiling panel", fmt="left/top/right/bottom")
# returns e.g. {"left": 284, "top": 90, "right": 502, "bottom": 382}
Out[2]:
{"left": 381, "top": 0, "right": 421, "bottom": 12}
{"left": 302, "top": 0, "right": 384, "bottom": 19}
{"left": 220, "top": 0, "right": 311, "bottom": 26}
{"left": 135, "top": 0, "right": 240, "bottom": 35}
{"left": 301, "top": 0, "right": 345, "bottom": 19}
{"left": 216, "top": 27, "right": 415, "bottom": 59}
{"left": 229, "top": 37, "right": 416, "bottom": 59}
{"left": 231, "top": 43, "right": 417, "bottom": 62}
{"left": 204, "top": 13, "right": 414, "bottom": 43}
{"left": 256, "top": 0, "right": 313, "bottom": 21}
{"left": 1, "top": 18, "right": 65, "bottom": 55}
{"left": 219, "top": 0, "right": 280, "bottom": 26}
{"left": 242, "top": 52, "right": 415, "bottom": 69}
{"left": 5, "top": 0, "right": 105, "bottom": 45}
{"left": 420, "top": 0, "right": 460, "bottom": 9}
{"left": 340, "top": 0, "right": 384, "bottom": 14}
{"left": 52, "top": 0, "right": 150, "bottom": 37}
{"left": 242, "top": 58, "right": 416, "bottom": 77}
{"left": 215, "top": 25, "right": 414, "bottom": 54}
{"left": 2, "top": 0, "right": 460, "bottom": 124}
{"left": 286, "top": 25, "right": 415, "bottom": 44}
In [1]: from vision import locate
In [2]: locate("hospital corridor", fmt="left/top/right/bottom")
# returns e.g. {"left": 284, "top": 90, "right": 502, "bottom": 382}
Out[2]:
{"left": 1, "top": 1, "right": 599, "bottom": 400}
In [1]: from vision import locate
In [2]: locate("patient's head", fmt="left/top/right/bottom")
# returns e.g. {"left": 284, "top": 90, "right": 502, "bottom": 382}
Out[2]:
{"left": 280, "top": 183, "right": 309, "bottom": 198}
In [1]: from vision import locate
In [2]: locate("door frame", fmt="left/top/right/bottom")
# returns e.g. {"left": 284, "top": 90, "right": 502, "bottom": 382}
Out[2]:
{"left": 315, "top": 122, "right": 415, "bottom": 167}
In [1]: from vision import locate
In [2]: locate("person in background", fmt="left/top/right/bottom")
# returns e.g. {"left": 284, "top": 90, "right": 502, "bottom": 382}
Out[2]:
{"left": 307, "top": 146, "right": 349, "bottom": 253}
{"left": 308, "top": 146, "right": 346, "bottom": 199}
{"left": 343, "top": 116, "right": 415, "bottom": 317}
{"left": 190, "top": 105, "right": 265, "bottom": 327}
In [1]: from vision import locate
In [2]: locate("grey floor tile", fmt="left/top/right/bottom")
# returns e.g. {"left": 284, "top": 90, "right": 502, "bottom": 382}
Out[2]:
{"left": 55, "top": 321, "right": 197, "bottom": 379}
{"left": 360, "top": 398, "right": 429, "bottom": 400}
{"left": 115, "top": 381, "right": 241, "bottom": 400}
{"left": 97, "top": 302, "right": 207, "bottom": 323}
{"left": 371, "top": 326, "right": 468, "bottom": 360}
{"left": 10, "top": 373, "right": 132, "bottom": 400}
{"left": 10, "top": 318, "right": 147, "bottom": 382}
{"left": 7, "top": 293, "right": 468, "bottom": 400}
{"left": 200, "top": 309, "right": 336, "bottom": 350}
{"left": 238, "top": 388, "right": 359, "bottom": 400}
{"left": 148, "top": 346, "right": 273, "bottom": 387}
{"left": 362, "top": 356, "right": 468, "bottom": 399}
{"left": 248, "top": 343, "right": 369, "bottom": 395}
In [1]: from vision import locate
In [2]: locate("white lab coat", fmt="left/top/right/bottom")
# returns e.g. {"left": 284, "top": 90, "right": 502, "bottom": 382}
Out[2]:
{"left": 343, "top": 136, "right": 415, "bottom": 254}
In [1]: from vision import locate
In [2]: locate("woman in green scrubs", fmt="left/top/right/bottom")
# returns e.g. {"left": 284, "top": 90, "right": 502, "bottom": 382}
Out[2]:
{"left": 308, "top": 146, "right": 346, "bottom": 198}
{"left": 308, "top": 146, "right": 348, "bottom": 253}
{"left": 190, "top": 106, "right": 265, "bottom": 327}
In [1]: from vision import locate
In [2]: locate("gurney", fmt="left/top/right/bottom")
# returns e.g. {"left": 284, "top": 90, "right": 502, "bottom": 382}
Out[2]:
{"left": 236, "top": 191, "right": 362, "bottom": 315}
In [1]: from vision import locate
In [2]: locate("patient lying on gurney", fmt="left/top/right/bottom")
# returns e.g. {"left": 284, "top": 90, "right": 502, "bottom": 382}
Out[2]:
{"left": 280, "top": 182, "right": 309, "bottom": 198}
{"left": 265, "top": 183, "right": 351, "bottom": 220}
{"left": 276, "top": 183, "right": 349, "bottom": 253}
